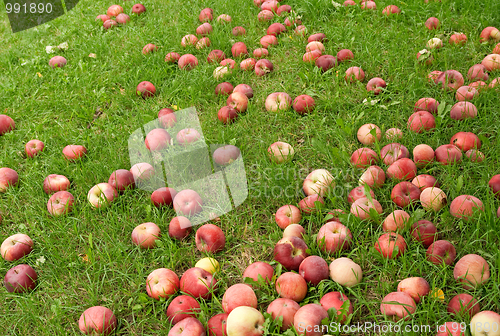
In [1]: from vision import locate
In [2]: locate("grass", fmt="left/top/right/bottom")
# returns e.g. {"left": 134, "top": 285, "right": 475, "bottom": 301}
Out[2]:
{"left": 1, "top": 0, "right": 500, "bottom": 334}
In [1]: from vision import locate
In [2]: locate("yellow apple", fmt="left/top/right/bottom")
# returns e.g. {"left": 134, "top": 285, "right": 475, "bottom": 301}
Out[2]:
{"left": 195, "top": 257, "right": 220, "bottom": 274}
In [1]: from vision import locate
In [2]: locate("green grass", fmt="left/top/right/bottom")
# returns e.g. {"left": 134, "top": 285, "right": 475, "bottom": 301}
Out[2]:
{"left": 1, "top": 0, "right": 500, "bottom": 334}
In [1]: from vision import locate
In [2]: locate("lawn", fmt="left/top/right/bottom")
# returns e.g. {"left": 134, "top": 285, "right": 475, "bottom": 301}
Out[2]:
{"left": 1, "top": 0, "right": 500, "bottom": 334}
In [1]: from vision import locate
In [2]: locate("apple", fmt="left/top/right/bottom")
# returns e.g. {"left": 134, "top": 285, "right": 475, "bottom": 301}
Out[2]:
{"left": 380, "top": 292, "right": 416, "bottom": 321}
{"left": 277, "top": 4, "right": 292, "bottom": 15}
{"left": 448, "top": 293, "right": 480, "bottom": 317}
{"left": 255, "top": 59, "right": 273, "bottom": 76}
{"left": 293, "top": 95, "right": 315, "bottom": 115}
{"left": 227, "top": 92, "right": 249, "bottom": 113}
{"left": 43, "top": 174, "right": 70, "bottom": 194}
{"left": 385, "top": 128, "right": 403, "bottom": 140}
{"left": 253, "top": 48, "right": 269, "bottom": 58}
{"left": 303, "top": 169, "right": 333, "bottom": 197}
{"left": 212, "top": 145, "right": 241, "bottom": 166}
{"left": 233, "top": 84, "right": 253, "bottom": 99}
{"left": 490, "top": 77, "right": 500, "bottom": 89}
{"left": 414, "top": 97, "right": 439, "bottom": 114}
{"left": 412, "top": 174, "right": 439, "bottom": 191}
{"left": 166, "top": 295, "right": 200, "bottom": 324}
{"left": 468, "top": 64, "right": 489, "bottom": 81}
{"left": 306, "top": 41, "right": 325, "bottom": 54}
{"left": 258, "top": 9, "right": 274, "bottom": 21}
{"left": 281, "top": 224, "right": 304, "bottom": 240}
{"left": 413, "top": 144, "right": 434, "bottom": 168}
{"left": 103, "top": 19, "right": 117, "bottom": 29}
{"left": 303, "top": 50, "right": 321, "bottom": 62}
{"left": 115, "top": 13, "right": 129, "bottom": 24}
{"left": 79, "top": 306, "right": 117, "bottom": 335}
{"left": 136, "top": 81, "right": 156, "bottom": 98}
{"left": 273, "top": 236, "right": 309, "bottom": 271}
{"left": 268, "top": 142, "right": 294, "bottom": 163}
{"left": 435, "top": 144, "right": 462, "bottom": 165}
{"left": 108, "top": 169, "right": 135, "bottom": 192}
{"left": 142, "top": 43, "right": 158, "bottom": 55}
{"left": 357, "top": 124, "right": 381, "bottom": 146}
{"left": 428, "top": 70, "right": 443, "bottom": 83}
{"left": 180, "top": 267, "right": 217, "bottom": 299}
{"left": 132, "top": 3, "right": 146, "bottom": 15}
{"left": 231, "top": 42, "right": 248, "bottom": 58}
{"left": 25, "top": 139, "right": 44, "bottom": 157}
{"left": 382, "top": 5, "right": 401, "bottom": 15}
{"left": 0, "top": 167, "right": 18, "bottom": 193}
{"left": 275, "top": 205, "right": 301, "bottom": 229}
{"left": 397, "top": 277, "right": 430, "bottom": 304}
{"left": 494, "top": 43, "right": 500, "bottom": 54}
{"left": 267, "top": 22, "right": 286, "bottom": 36}
{"left": 96, "top": 14, "right": 110, "bottom": 22}
{"left": 380, "top": 143, "right": 410, "bottom": 165}
{"left": 151, "top": 188, "right": 177, "bottom": 207}
{"left": 145, "top": 128, "right": 171, "bottom": 151}
{"left": 158, "top": 108, "right": 177, "bottom": 128}
{"left": 243, "top": 261, "right": 274, "bottom": 284}
{"left": 416, "top": 47, "right": 435, "bottom": 64}
{"left": 466, "top": 149, "right": 485, "bottom": 162}
{"left": 317, "top": 221, "right": 352, "bottom": 253}
{"left": 47, "top": 191, "right": 75, "bottom": 216}
{"left": 320, "top": 292, "right": 353, "bottom": 324}
{"left": 450, "top": 101, "right": 478, "bottom": 120}
{"left": 130, "top": 162, "right": 155, "bottom": 183}
{"left": 240, "top": 58, "right": 256, "bottom": 71}
{"left": 222, "top": 284, "right": 258, "bottom": 314}
{"left": 260, "top": 35, "right": 278, "bottom": 48}
{"left": 284, "top": 16, "right": 301, "bottom": 27}
{"left": 344, "top": 0, "right": 356, "bottom": 5}
{"left": 308, "top": 33, "right": 327, "bottom": 42}
{"left": 425, "top": 17, "right": 440, "bottom": 30}
{"left": 345, "top": 66, "right": 365, "bottom": 82}
{"left": 366, "top": 77, "right": 386, "bottom": 95}
{"left": 145, "top": 268, "right": 179, "bottom": 300}
{"left": 62, "top": 144, "right": 87, "bottom": 160}
{"left": 426, "top": 240, "right": 456, "bottom": 265}
{"left": 449, "top": 33, "right": 467, "bottom": 45}
{"left": 218, "top": 106, "right": 239, "bottom": 124}
{"left": 411, "top": 220, "right": 437, "bottom": 247}
{"left": 199, "top": 7, "right": 213, "bottom": 22}
{"left": 329, "top": 257, "right": 362, "bottom": 287}
{"left": 168, "top": 318, "right": 205, "bottom": 336}
{"left": 336, "top": 49, "right": 354, "bottom": 62}
{"left": 450, "top": 131, "right": 481, "bottom": 152}
{"left": 391, "top": 182, "right": 421, "bottom": 208}
{"left": 87, "top": 183, "right": 118, "bottom": 208}
{"left": 265, "top": 92, "right": 292, "bottom": 112}
{"left": 427, "top": 37, "right": 443, "bottom": 49}
{"left": 132, "top": 222, "right": 160, "bottom": 249}
{"left": 213, "top": 66, "right": 231, "bottom": 80}
{"left": 226, "top": 306, "right": 264, "bottom": 336}
{"left": 232, "top": 26, "right": 246, "bottom": 36}
{"left": 489, "top": 174, "right": 500, "bottom": 198}
{"left": 470, "top": 80, "right": 488, "bottom": 90}
{"left": 1, "top": 234, "right": 33, "bottom": 262}
{"left": 48, "top": 55, "right": 67, "bottom": 68}
{"left": 275, "top": 272, "right": 308, "bottom": 302}
{"left": 470, "top": 311, "right": 500, "bottom": 336}
{"left": 350, "top": 147, "right": 378, "bottom": 168}
{"left": 220, "top": 59, "right": 236, "bottom": 69}
{"left": 181, "top": 34, "right": 198, "bottom": 47}
{"left": 207, "top": 50, "right": 226, "bottom": 63}
{"left": 480, "top": 27, "right": 500, "bottom": 42}
{"left": 375, "top": 232, "right": 406, "bottom": 259}
{"left": 267, "top": 298, "right": 300, "bottom": 331}
{"left": 176, "top": 128, "right": 201, "bottom": 146}
{"left": 261, "top": 0, "right": 278, "bottom": 11}
{"left": 298, "top": 256, "right": 329, "bottom": 286}
{"left": 382, "top": 210, "right": 410, "bottom": 232}
{"left": 420, "top": 187, "right": 447, "bottom": 211}
{"left": 178, "top": 54, "right": 198, "bottom": 70}
{"left": 169, "top": 216, "right": 192, "bottom": 240}
{"left": 195, "top": 224, "right": 225, "bottom": 253}
{"left": 294, "top": 305, "right": 329, "bottom": 336}
{"left": 453, "top": 254, "right": 490, "bottom": 289}
{"left": 407, "top": 111, "right": 435, "bottom": 133}
{"left": 361, "top": 1, "right": 376, "bottom": 9}
{"left": 173, "top": 189, "right": 203, "bottom": 216}
{"left": 196, "top": 22, "right": 212, "bottom": 36}
{"left": 106, "top": 4, "right": 122, "bottom": 16}
{"left": 450, "top": 195, "right": 484, "bottom": 220}
{"left": 196, "top": 37, "right": 211, "bottom": 49}
{"left": 348, "top": 185, "right": 375, "bottom": 204}
{"left": 437, "top": 70, "right": 465, "bottom": 90}
{"left": 195, "top": 257, "right": 219, "bottom": 275}
{"left": 314, "top": 55, "right": 337, "bottom": 72}
{"left": 482, "top": 54, "right": 500, "bottom": 71}
{"left": 207, "top": 314, "right": 228, "bottom": 336}
{"left": 4, "top": 264, "right": 37, "bottom": 293}
{"left": 350, "top": 197, "right": 382, "bottom": 220}
{"left": 358, "top": 166, "right": 385, "bottom": 189}
{"left": 0, "top": 114, "right": 15, "bottom": 135}
{"left": 386, "top": 158, "right": 417, "bottom": 181}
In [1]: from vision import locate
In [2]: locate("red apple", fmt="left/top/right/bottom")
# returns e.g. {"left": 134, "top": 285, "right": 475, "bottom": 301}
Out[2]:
{"left": 435, "top": 144, "right": 462, "bottom": 165}
{"left": 87, "top": 183, "right": 118, "bottom": 208}
{"left": 386, "top": 158, "right": 417, "bottom": 181}
{"left": 453, "top": 254, "right": 490, "bottom": 289}
{"left": 1, "top": 234, "right": 33, "bottom": 261}
{"left": 469, "top": 80, "right": 488, "bottom": 90}
{"left": 255, "top": 59, "right": 274, "bottom": 76}
{"left": 449, "top": 33, "right": 467, "bottom": 45}
{"left": 231, "top": 42, "right": 248, "bottom": 58}
{"left": 212, "top": 145, "right": 241, "bottom": 166}
{"left": 142, "top": 43, "right": 158, "bottom": 55}
{"left": 108, "top": 169, "right": 135, "bottom": 192}
{"left": 0, "top": 167, "right": 18, "bottom": 192}
{"left": 267, "top": 22, "right": 286, "bottom": 36}
{"left": 380, "top": 292, "right": 416, "bottom": 321}
{"left": 4, "top": 264, "right": 37, "bottom": 293}
{"left": 273, "top": 236, "right": 309, "bottom": 271}
{"left": 450, "top": 131, "right": 481, "bottom": 152}
{"left": 207, "top": 50, "right": 226, "bottom": 63}
{"left": 176, "top": 128, "right": 201, "bottom": 146}
{"left": 220, "top": 59, "right": 236, "bottom": 69}
{"left": 345, "top": 66, "right": 365, "bottom": 82}
{"left": 320, "top": 292, "right": 353, "bottom": 323}
{"left": 315, "top": 55, "right": 337, "bottom": 72}
{"left": 132, "top": 3, "right": 146, "bottom": 15}
{"left": 232, "top": 26, "right": 246, "bottom": 36}
{"left": 276, "top": 272, "right": 308, "bottom": 302}
{"left": 317, "top": 221, "right": 352, "bottom": 253}
{"left": 385, "top": 128, "right": 403, "bottom": 140}
{"left": 299, "top": 194, "right": 325, "bottom": 213}
{"left": 166, "top": 295, "right": 200, "bottom": 324}
{"left": 382, "top": 5, "right": 400, "bottom": 15}
{"left": 375, "top": 232, "right": 406, "bottom": 259}
{"left": 358, "top": 165, "right": 385, "bottom": 188}
{"left": 199, "top": 7, "right": 213, "bottom": 22}
{"left": 413, "top": 144, "right": 434, "bottom": 167}
{"left": 397, "top": 277, "right": 430, "bottom": 304}
{"left": 79, "top": 306, "right": 117, "bottom": 335}
{"left": 267, "top": 298, "right": 299, "bottom": 331}
{"left": 425, "top": 17, "right": 440, "bottom": 30}
{"left": 308, "top": 33, "right": 327, "bottom": 43}
{"left": 261, "top": 0, "right": 279, "bottom": 12}
{"left": 450, "top": 101, "right": 478, "bottom": 120}
{"left": 382, "top": 210, "right": 410, "bottom": 232}
{"left": 115, "top": 13, "right": 129, "bottom": 24}
{"left": 447, "top": 293, "right": 480, "bottom": 317}
{"left": 173, "top": 189, "right": 203, "bottom": 216}
{"left": 366, "top": 77, "right": 386, "bottom": 95}
{"left": 411, "top": 220, "right": 437, "bottom": 247}
{"left": 489, "top": 175, "right": 500, "bottom": 198}
{"left": 132, "top": 222, "right": 160, "bottom": 248}
{"left": 180, "top": 267, "right": 217, "bottom": 299}
{"left": 260, "top": 34, "right": 278, "bottom": 48}
{"left": 277, "top": 4, "right": 292, "bottom": 16}
{"left": 348, "top": 185, "right": 375, "bottom": 204}
{"left": 222, "top": 284, "right": 258, "bottom": 313}
{"left": 350, "top": 197, "right": 383, "bottom": 220}
{"left": 169, "top": 317, "right": 205, "bottom": 336}
{"left": 391, "top": 182, "right": 421, "bottom": 208}
{"left": 482, "top": 54, "right": 500, "bottom": 71}
{"left": 218, "top": 106, "right": 239, "bottom": 124}
{"left": 62, "top": 144, "right": 87, "bottom": 160}
{"left": 178, "top": 54, "right": 198, "bottom": 70}
{"left": 361, "top": 1, "right": 376, "bottom": 9}
{"left": 47, "top": 191, "right": 75, "bottom": 216}
{"left": 357, "top": 124, "right": 381, "bottom": 146}
{"left": 428, "top": 70, "right": 443, "bottom": 83}
{"left": 337, "top": 49, "right": 354, "bottom": 62}
{"left": 158, "top": 108, "right": 177, "bottom": 128}
{"left": 436, "top": 70, "right": 465, "bottom": 90}
{"left": 233, "top": 84, "right": 253, "bottom": 99}
{"left": 298, "top": 255, "right": 329, "bottom": 286}
{"left": 145, "top": 128, "right": 171, "bottom": 151}
{"left": 196, "top": 22, "right": 212, "bottom": 36}
{"left": 25, "top": 139, "right": 44, "bottom": 157}
{"left": 103, "top": 19, "right": 117, "bottom": 29}
{"left": 350, "top": 147, "right": 378, "bottom": 168}
{"left": 275, "top": 205, "right": 301, "bottom": 229}
{"left": 407, "top": 111, "right": 435, "bottom": 133}
{"left": 0, "top": 115, "right": 15, "bottom": 135}
{"left": 95, "top": 14, "right": 110, "bottom": 22}
{"left": 106, "top": 4, "right": 122, "bottom": 16}
{"left": 43, "top": 174, "right": 70, "bottom": 194}
{"left": 466, "top": 149, "right": 485, "bottom": 162}
{"left": 195, "top": 224, "right": 225, "bottom": 253}
{"left": 168, "top": 216, "right": 192, "bottom": 240}
{"left": 207, "top": 313, "right": 228, "bottom": 336}
{"left": 412, "top": 174, "right": 439, "bottom": 191}
{"left": 468, "top": 64, "right": 489, "bottom": 81}
{"left": 227, "top": 92, "right": 249, "bottom": 113}
{"left": 293, "top": 304, "right": 328, "bottom": 336}
{"left": 258, "top": 9, "right": 274, "bottom": 21}
{"left": 149, "top": 186, "right": 175, "bottom": 206}
{"left": 240, "top": 58, "right": 256, "bottom": 71}
{"left": 136, "top": 81, "right": 156, "bottom": 98}
{"left": 450, "top": 195, "right": 484, "bottom": 220}
{"left": 427, "top": 240, "right": 456, "bottom": 265}
{"left": 146, "top": 268, "right": 179, "bottom": 299}
{"left": 130, "top": 162, "right": 155, "bottom": 183}
{"left": 293, "top": 95, "right": 315, "bottom": 115}
{"left": 414, "top": 97, "right": 439, "bottom": 114}
{"left": 253, "top": 48, "right": 269, "bottom": 58}
{"left": 420, "top": 187, "right": 447, "bottom": 211}
{"left": 243, "top": 261, "right": 274, "bottom": 284}
{"left": 380, "top": 142, "right": 410, "bottom": 165}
